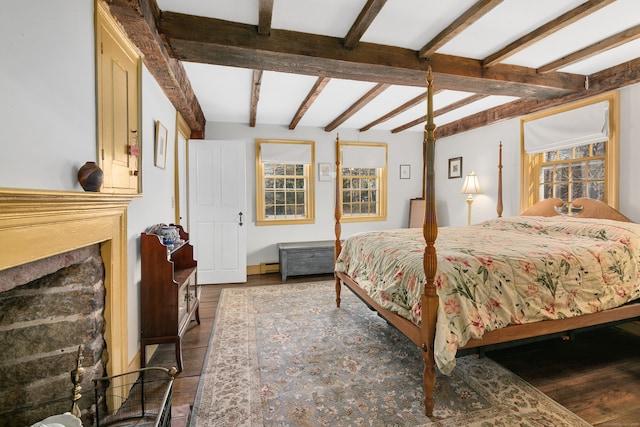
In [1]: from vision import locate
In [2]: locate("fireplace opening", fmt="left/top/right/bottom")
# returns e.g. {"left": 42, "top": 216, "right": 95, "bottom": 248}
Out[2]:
{"left": 0, "top": 245, "right": 106, "bottom": 426}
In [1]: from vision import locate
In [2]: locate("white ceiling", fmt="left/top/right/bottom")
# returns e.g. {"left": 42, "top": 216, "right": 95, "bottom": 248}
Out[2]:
{"left": 156, "top": 0, "right": 640, "bottom": 133}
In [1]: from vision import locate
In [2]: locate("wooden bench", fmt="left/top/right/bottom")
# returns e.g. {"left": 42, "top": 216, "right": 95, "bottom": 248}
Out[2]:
{"left": 278, "top": 240, "right": 335, "bottom": 281}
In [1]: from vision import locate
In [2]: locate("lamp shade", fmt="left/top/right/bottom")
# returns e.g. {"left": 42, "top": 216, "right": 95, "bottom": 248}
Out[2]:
{"left": 460, "top": 171, "right": 482, "bottom": 195}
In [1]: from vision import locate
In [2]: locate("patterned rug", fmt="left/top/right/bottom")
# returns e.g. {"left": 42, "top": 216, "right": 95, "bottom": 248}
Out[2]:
{"left": 190, "top": 281, "right": 591, "bottom": 426}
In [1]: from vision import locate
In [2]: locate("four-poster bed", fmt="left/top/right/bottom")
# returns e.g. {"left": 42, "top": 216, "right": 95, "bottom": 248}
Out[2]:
{"left": 333, "top": 68, "right": 640, "bottom": 417}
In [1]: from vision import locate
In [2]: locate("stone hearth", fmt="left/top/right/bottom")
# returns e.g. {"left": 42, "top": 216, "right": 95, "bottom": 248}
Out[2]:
{"left": 0, "top": 246, "right": 105, "bottom": 425}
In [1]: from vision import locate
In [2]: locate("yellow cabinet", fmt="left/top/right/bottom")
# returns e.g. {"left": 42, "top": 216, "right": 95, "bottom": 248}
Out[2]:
{"left": 96, "top": 3, "right": 141, "bottom": 193}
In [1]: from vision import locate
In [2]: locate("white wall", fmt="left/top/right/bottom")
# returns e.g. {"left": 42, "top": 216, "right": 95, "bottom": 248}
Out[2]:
{"left": 126, "top": 68, "right": 179, "bottom": 360}
{"left": 0, "top": 0, "right": 96, "bottom": 190}
{"left": 204, "top": 123, "right": 424, "bottom": 265}
{"left": 434, "top": 119, "right": 521, "bottom": 226}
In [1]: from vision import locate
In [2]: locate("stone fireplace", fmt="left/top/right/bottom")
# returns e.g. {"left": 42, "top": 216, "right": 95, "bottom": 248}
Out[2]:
{"left": 0, "top": 188, "right": 136, "bottom": 425}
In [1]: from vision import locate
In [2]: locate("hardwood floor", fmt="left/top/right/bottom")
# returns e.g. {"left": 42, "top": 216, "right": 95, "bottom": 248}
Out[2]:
{"left": 149, "top": 273, "right": 640, "bottom": 427}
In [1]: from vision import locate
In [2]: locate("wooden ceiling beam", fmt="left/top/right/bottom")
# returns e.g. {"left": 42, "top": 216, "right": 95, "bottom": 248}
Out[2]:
{"left": 158, "top": 12, "right": 586, "bottom": 99}
{"left": 250, "top": 70, "right": 263, "bottom": 127}
{"left": 360, "top": 90, "right": 433, "bottom": 132}
{"left": 258, "top": 0, "right": 274, "bottom": 36}
{"left": 483, "top": 0, "right": 616, "bottom": 68}
{"left": 538, "top": 24, "right": 640, "bottom": 74}
{"left": 344, "top": 0, "right": 388, "bottom": 49}
{"left": 437, "top": 56, "right": 640, "bottom": 138}
{"left": 325, "top": 83, "right": 390, "bottom": 132}
{"left": 391, "top": 94, "right": 488, "bottom": 133}
{"left": 289, "top": 77, "right": 331, "bottom": 130}
{"left": 419, "top": 0, "right": 503, "bottom": 59}
{"left": 104, "top": 0, "right": 206, "bottom": 135}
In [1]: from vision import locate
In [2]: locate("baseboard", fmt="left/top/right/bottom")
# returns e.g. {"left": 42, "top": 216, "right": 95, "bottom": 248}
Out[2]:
{"left": 247, "top": 263, "right": 280, "bottom": 276}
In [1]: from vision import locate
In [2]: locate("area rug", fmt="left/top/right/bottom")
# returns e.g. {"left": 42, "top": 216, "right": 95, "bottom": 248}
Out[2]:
{"left": 190, "top": 281, "right": 591, "bottom": 427}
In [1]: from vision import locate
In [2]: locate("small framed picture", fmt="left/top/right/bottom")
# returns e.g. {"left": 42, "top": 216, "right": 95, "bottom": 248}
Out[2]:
{"left": 318, "top": 162, "right": 332, "bottom": 181}
{"left": 400, "top": 164, "right": 411, "bottom": 179}
{"left": 448, "top": 157, "right": 462, "bottom": 179}
{"left": 155, "top": 120, "right": 168, "bottom": 169}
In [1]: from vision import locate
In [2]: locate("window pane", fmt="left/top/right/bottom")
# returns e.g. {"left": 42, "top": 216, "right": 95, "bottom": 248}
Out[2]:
{"left": 265, "top": 205, "right": 274, "bottom": 217}
{"left": 544, "top": 151, "right": 556, "bottom": 162}
{"left": 352, "top": 204, "right": 361, "bottom": 214}
{"left": 343, "top": 192, "right": 351, "bottom": 202}
{"left": 558, "top": 148, "right": 572, "bottom": 160}
{"left": 295, "top": 164, "right": 303, "bottom": 175}
{"left": 275, "top": 178, "right": 284, "bottom": 189}
{"left": 264, "top": 178, "right": 274, "bottom": 189}
{"left": 541, "top": 166, "right": 553, "bottom": 182}
{"left": 571, "top": 182, "right": 585, "bottom": 199}
{"left": 588, "top": 159, "right": 604, "bottom": 180}
{"left": 588, "top": 181, "right": 604, "bottom": 200}
{"left": 555, "top": 184, "right": 568, "bottom": 200}
{"left": 286, "top": 192, "right": 295, "bottom": 204}
{"left": 265, "top": 191, "right": 274, "bottom": 204}
{"left": 343, "top": 178, "right": 351, "bottom": 189}
{"left": 541, "top": 184, "right": 552, "bottom": 199}
{"left": 295, "top": 178, "right": 304, "bottom": 189}
{"left": 275, "top": 192, "right": 284, "bottom": 204}
{"left": 274, "top": 164, "right": 284, "bottom": 175}
{"left": 593, "top": 141, "right": 605, "bottom": 156}
{"left": 264, "top": 164, "right": 274, "bottom": 175}
{"left": 296, "top": 205, "right": 305, "bottom": 216}
{"left": 571, "top": 161, "right": 586, "bottom": 180}
{"left": 275, "top": 206, "right": 285, "bottom": 216}
{"left": 285, "top": 178, "right": 294, "bottom": 189}
{"left": 556, "top": 164, "right": 569, "bottom": 181}
{"left": 575, "top": 144, "right": 589, "bottom": 158}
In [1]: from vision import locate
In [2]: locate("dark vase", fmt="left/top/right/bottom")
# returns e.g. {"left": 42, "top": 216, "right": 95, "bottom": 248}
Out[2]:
{"left": 77, "top": 161, "right": 104, "bottom": 192}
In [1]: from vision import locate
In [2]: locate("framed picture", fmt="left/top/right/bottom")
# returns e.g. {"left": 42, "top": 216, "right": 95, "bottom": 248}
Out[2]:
{"left": 318, "top": 162, "right": 332, "bottom": 181}
{"left": 155, "top": 120, "right": 168, "bottom": 169}
{"left": 448, "top": 157, "right": 462, "bottom": 179}
{"left": 400, "top": 164, "right": 411, "bottom": 179}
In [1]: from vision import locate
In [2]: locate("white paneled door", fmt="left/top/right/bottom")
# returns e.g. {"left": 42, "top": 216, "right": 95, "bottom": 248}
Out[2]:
{"left": 188, "top": 140, "right": 247, "bottom": 284}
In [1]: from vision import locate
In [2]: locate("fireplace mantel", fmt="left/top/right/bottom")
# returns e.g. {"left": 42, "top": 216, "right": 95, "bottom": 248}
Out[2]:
{"left": 0, "top": 188, "right": 139, "bottom": 379}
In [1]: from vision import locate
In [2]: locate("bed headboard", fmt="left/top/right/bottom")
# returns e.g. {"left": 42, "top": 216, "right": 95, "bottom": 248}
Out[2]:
{"left": 521, "top": 197, "right": 632, "bottom": 222}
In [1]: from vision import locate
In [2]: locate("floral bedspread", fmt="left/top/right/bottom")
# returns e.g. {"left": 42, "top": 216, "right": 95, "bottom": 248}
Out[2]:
{"left": 334, "top": 215, "right": 640, "bottom": 374}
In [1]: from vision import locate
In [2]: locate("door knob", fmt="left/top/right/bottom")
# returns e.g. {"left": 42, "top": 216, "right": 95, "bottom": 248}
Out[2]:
{"left": 239, "top": 212, "right": 243, "bottom": 226}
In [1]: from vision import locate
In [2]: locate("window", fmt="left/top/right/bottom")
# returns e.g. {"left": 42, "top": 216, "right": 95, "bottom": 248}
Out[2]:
{"left": 339, "top": 142, "right": 387, "bottom": 222}
{"left": 539, "top": 142, "right": 606, "bottom": 206}
{"left": 256, "top": 139, "right": 315, "bottom": 225}
{"left": 520, "top": 92, "right": 619, "bottom": 213}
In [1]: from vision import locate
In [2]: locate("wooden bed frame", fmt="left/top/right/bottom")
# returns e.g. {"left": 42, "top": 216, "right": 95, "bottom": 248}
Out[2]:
{"left": 333, "top": 67, "right": 640, "bottom": 417}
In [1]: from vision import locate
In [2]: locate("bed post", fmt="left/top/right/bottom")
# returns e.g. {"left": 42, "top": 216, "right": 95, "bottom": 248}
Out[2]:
{"left": 421, "top": 66, "right": 439, "bottom": 417}
{"left": 497, "top": 141, "right": 503, "bottom": 217}
{"left": 334, "top": 134, "right": 342, "bottom": 307}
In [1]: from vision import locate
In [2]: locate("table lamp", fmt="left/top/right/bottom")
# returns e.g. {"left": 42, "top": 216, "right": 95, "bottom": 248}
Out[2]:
{"left": 460, "top": 171, "right": 482, "bottom": 225}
